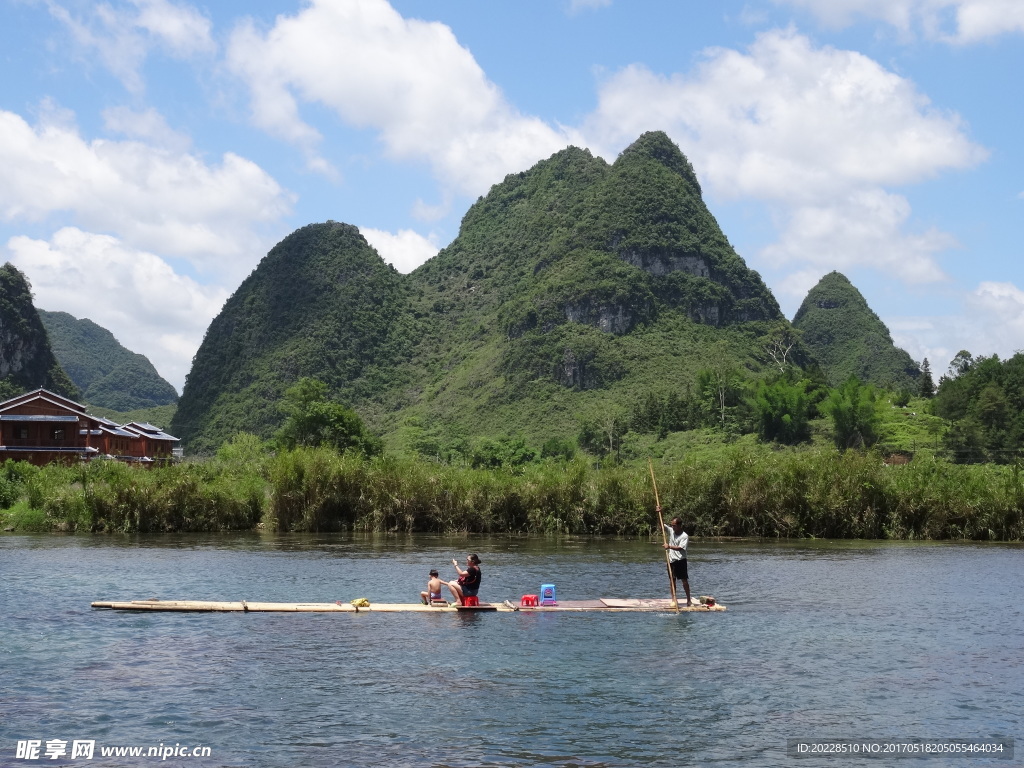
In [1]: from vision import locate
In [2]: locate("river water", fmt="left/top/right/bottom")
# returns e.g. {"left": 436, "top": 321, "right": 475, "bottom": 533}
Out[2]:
{"left": 0, "top": 534, "right": 1020, "bottom": 767}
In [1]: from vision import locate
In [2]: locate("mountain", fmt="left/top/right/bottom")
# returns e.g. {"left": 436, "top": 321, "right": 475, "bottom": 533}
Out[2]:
{"left": 0, "top": 264, "right": 78, "bottom": 399}
{"left": 174, "top": 132, "right": 793, "bottom": 453}
{"left": 38, "top": 310, "right": 179, "bottom": 411}
{"left": 792, "top": 271, "right": 920, "bottom": 391}
{"left": 173, "top": 222, "right": 414, "bottom": 452}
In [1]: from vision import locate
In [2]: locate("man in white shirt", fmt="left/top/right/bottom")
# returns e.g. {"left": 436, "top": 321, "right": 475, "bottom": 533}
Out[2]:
{"left": 662, "top": 511, "right": 693, "bottom": 607}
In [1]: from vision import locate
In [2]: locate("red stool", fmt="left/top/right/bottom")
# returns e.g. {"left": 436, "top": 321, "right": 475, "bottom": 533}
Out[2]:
{"left": 462, "top": 596, "right": 480, "bottom": 607}
{"left": 520, "top": 594, "right": 539, "bottom": 607}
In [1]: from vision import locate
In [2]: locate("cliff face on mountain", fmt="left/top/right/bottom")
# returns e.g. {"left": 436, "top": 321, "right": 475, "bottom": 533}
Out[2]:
{"left": 38, "top": 310, "right": 179, "bottom": 411}
{"left": 792, "top": 271, "right": 920, "bottom": 391}
{"left": 174, "top": 132, "right": 796, "bottom": 452}
{"left": 0, "top": 264, "right": 78, "bottom": 400}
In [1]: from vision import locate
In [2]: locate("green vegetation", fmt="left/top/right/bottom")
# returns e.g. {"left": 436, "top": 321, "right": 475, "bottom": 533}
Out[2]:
{"left": 2, "top": 443, "right": 1021, "bottom": 540}
{"left": 6, "top": 134, "right": 1019, "bottom": 542}
{"left": 793, "top": 271, "right": 920, "bottom": 391}
{"left": 825, "top": 377, "right": 881, "bottom": 450}
{"left": 38, "top": 310, "right": 178, "bottom": 410}
{"left": 0, "top": 264, "right": 78, "bottom": 399}
{"left": 276, "top": 378, "right": 382, "bottom": 456}
{"left": 4, "top": 365, "right": 1022, "bottom": 541}
{"left": 172, "top": 222, "right": 415, "bottom": 454}
{"left": 174, "top": 133, "right": 793, "bottom": 455}
{"left": 87, "top": 403, "right": 178, "bottom": 432}
{"left": 933, "top": 351, "right": 1024, "bottom": 463}
{"left": 754, "top": 373, "right": 813, "bottom": 445}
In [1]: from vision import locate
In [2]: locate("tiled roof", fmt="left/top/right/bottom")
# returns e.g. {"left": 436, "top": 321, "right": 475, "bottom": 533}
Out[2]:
{"left": 0, "top": 414, "right": 79, "bottom": 422}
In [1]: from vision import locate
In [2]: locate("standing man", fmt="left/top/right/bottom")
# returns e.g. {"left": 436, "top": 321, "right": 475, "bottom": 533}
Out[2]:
{"left": 659, "top": 507, "right": 693, "bottom": 607}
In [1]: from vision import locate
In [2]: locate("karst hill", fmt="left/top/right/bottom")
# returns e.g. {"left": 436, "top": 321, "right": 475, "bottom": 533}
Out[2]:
{"left": 792, "top": 271, "right": 920, "bottom": 391}
{"left": 174, "top": 132, "right": 806, "bottom": 453}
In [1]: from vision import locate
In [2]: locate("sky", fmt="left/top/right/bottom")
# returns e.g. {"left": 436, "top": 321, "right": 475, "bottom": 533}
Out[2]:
{"left": 1, "top": 0, "right": 1022, "bottom": 392}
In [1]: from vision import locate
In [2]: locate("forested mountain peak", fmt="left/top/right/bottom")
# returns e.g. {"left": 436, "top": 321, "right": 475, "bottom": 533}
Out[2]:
{"left": 175, "top": 133, "right": 793, "bottom": 453}
{"left": 792, "top": 271, "right": 920, "bottom": 390}
{"left": 0, "top": 264, "right": 78, "bottom": 400}
{"left": 615, "top": 130, "right": 702, "bottom": 196}
{"left": 38, "top": 310, "right": 178, "bottom": 411}
{"left": 172, "top": 222, "right": 414, "bottom": 452}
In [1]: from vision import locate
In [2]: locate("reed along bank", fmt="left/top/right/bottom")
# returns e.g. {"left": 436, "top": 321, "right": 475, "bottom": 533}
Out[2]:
{"left": 1, "top": 444, "right": 1022, "bottom": 540}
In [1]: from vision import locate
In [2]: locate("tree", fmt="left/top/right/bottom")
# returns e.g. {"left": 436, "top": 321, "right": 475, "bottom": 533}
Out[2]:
{"left": 919, "top": 358, "right": 935, "bottom": 398}
{"left": 470, "top": 435, "right": 537, "bottom": 470}
{"left": 540, "top": 437, "right": 576, "bottom": 461}
{"left": 696, "top": 357, "right": 745, "bottom": 432}
{"left": 761, "top": 323, "right": 799, "bottom": 372}
{"left": 824, "top": 377, "right": 880, "bottom": 450}
{"left": 578, "top": 408, "right": 627, "bottom": 459}
{"left": 276, "top": 378, "right": 382, "bottom": 456}
{"left": 948, "top": 350, "right": 974, "bottom": 379}
{"left": 754, "top": 375, "right": 810, "bottom": 444}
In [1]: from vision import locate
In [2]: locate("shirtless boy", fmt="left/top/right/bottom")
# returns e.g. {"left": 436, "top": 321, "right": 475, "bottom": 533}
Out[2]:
{"left": 420, "top": 569, "right": 445, "bottom": 605}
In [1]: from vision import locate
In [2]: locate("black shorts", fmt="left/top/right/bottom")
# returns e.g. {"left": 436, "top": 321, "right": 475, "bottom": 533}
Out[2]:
{"left": 670, "top": 558, "right": 688, "bottom": 581}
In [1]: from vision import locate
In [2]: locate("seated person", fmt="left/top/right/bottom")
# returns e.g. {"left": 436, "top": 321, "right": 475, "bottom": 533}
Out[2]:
{"left": 420, "top": 569, "right": 445, "bottom": 605}
{"left": 447, "top": 554, "right": 482, "bottom": 606}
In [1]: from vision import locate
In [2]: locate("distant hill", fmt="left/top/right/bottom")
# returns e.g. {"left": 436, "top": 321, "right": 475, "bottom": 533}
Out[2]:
{"left": 0, "top": 264, "right": 78, "bottom": 400}
{"left": 174, "top": 132, "right": 801, "bottom": 453}
{"left": 38, "top": 310, "right": 179, "bottom": 411}
{"left": 792, "top": 271, "right": 920, "bottom": 391}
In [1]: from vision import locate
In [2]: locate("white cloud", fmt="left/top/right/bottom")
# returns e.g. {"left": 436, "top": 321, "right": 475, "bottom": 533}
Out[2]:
{"left": 581, "top": 28, "right": 986, "bottom": 285}
{"left": 964, "top": 282, "right": 1024, "bottom": 354}
{"left": 359, "top": 227, "right": 439, "bottom": 273}
{"left": 45, "top": 0, "right": 215, "bottom": 93}
{"left": 0, "top": 107, "right": 292, "bottom": 281}
{"left": 888, "top": 281, "right": 1024, "bottom": 373}
{"left": 131, "top": 0, "right": 216, "bottom": 56}
{"left": 102, "top": 105, "right": 191, "bottom": 152}
{"left": 7, "top": 228, "right": 229, "bottom": 390}
{"left": 762, "top": 190, "right": 955, "bottom": 283}
{"left": 226, "top": 0, "right": 576, "bottom": 192}
{"left": 585, "top": 29, "right": 985, "bottom": 202}
{"left": 774, "top": 0, "right": 1024, "bottom": 43}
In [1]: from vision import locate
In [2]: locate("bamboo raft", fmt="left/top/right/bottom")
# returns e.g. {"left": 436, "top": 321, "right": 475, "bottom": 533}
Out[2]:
{"left": 90, "top": 598, "right": 726, "bottom": 613}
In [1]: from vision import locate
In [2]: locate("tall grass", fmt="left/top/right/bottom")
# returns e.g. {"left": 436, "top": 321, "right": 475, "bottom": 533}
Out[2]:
{"left": 1, "top": 444, "right": 1022, "bottom": 540}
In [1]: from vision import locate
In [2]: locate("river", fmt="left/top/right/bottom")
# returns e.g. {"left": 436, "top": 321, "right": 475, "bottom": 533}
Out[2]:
{"left": 0, "top": 534, "right": 1019, "bottom": 767}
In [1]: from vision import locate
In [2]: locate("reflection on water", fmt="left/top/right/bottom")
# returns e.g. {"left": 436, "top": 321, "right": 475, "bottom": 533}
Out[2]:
{"left": 1, "top": 533, "right": 1020, "bottom": 767}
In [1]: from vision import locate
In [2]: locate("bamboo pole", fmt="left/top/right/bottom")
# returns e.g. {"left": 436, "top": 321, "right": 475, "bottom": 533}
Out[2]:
{"left": 648, "top": 458, "right": 679, "bottom": 612}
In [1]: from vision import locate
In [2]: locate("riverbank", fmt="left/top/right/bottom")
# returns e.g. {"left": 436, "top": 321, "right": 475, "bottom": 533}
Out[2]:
{"left": 2, "top": 441, "right": 1022, "bottom": 540}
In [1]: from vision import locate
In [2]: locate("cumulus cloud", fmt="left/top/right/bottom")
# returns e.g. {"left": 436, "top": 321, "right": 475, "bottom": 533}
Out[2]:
{"left": 774, "top": 0, "right": 1024, "bottom": 43}
{"left": 585, "top": 29, "right": 985, "bottom": 201}
{"left": 102, "top": 105, "right": 191, "bottom": 151}
{"left": 359, "top": 227, "right": 440, "bottom": 273}
{"left": 45, "top": 0, "right": 215, "bottom": 92}
{"left": 6, "top": 228, "right": 229, "bottom": 390}
{"left": 762, "top": 190, "right": 956, "bottom": 284}
{"left": 581, "top": 28, "right": 986, "bottom": 284}
{"left": 888, "top": 281, "right": 1024, "bottom": 375}
{"left": 964, "top": 282, "right": 1024, "bottom": 353}
{"left": 0, "top": 107, "right": 292, "bottom": 280}
{"left": 226, "top": 0, "right": 575, "bottom": 193}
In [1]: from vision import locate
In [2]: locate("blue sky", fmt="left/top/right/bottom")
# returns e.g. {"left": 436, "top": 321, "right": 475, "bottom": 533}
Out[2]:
{"left": 2, "top": 0, "right": 1022, "bottom": 391}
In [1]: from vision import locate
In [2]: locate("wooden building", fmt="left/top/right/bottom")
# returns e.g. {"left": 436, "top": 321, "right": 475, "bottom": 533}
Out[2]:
{"left": 121, "top": 421, "right": 180, "bottom": 464}
{"left": 0, "top": 389, "right": 180, "bottom": 466}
